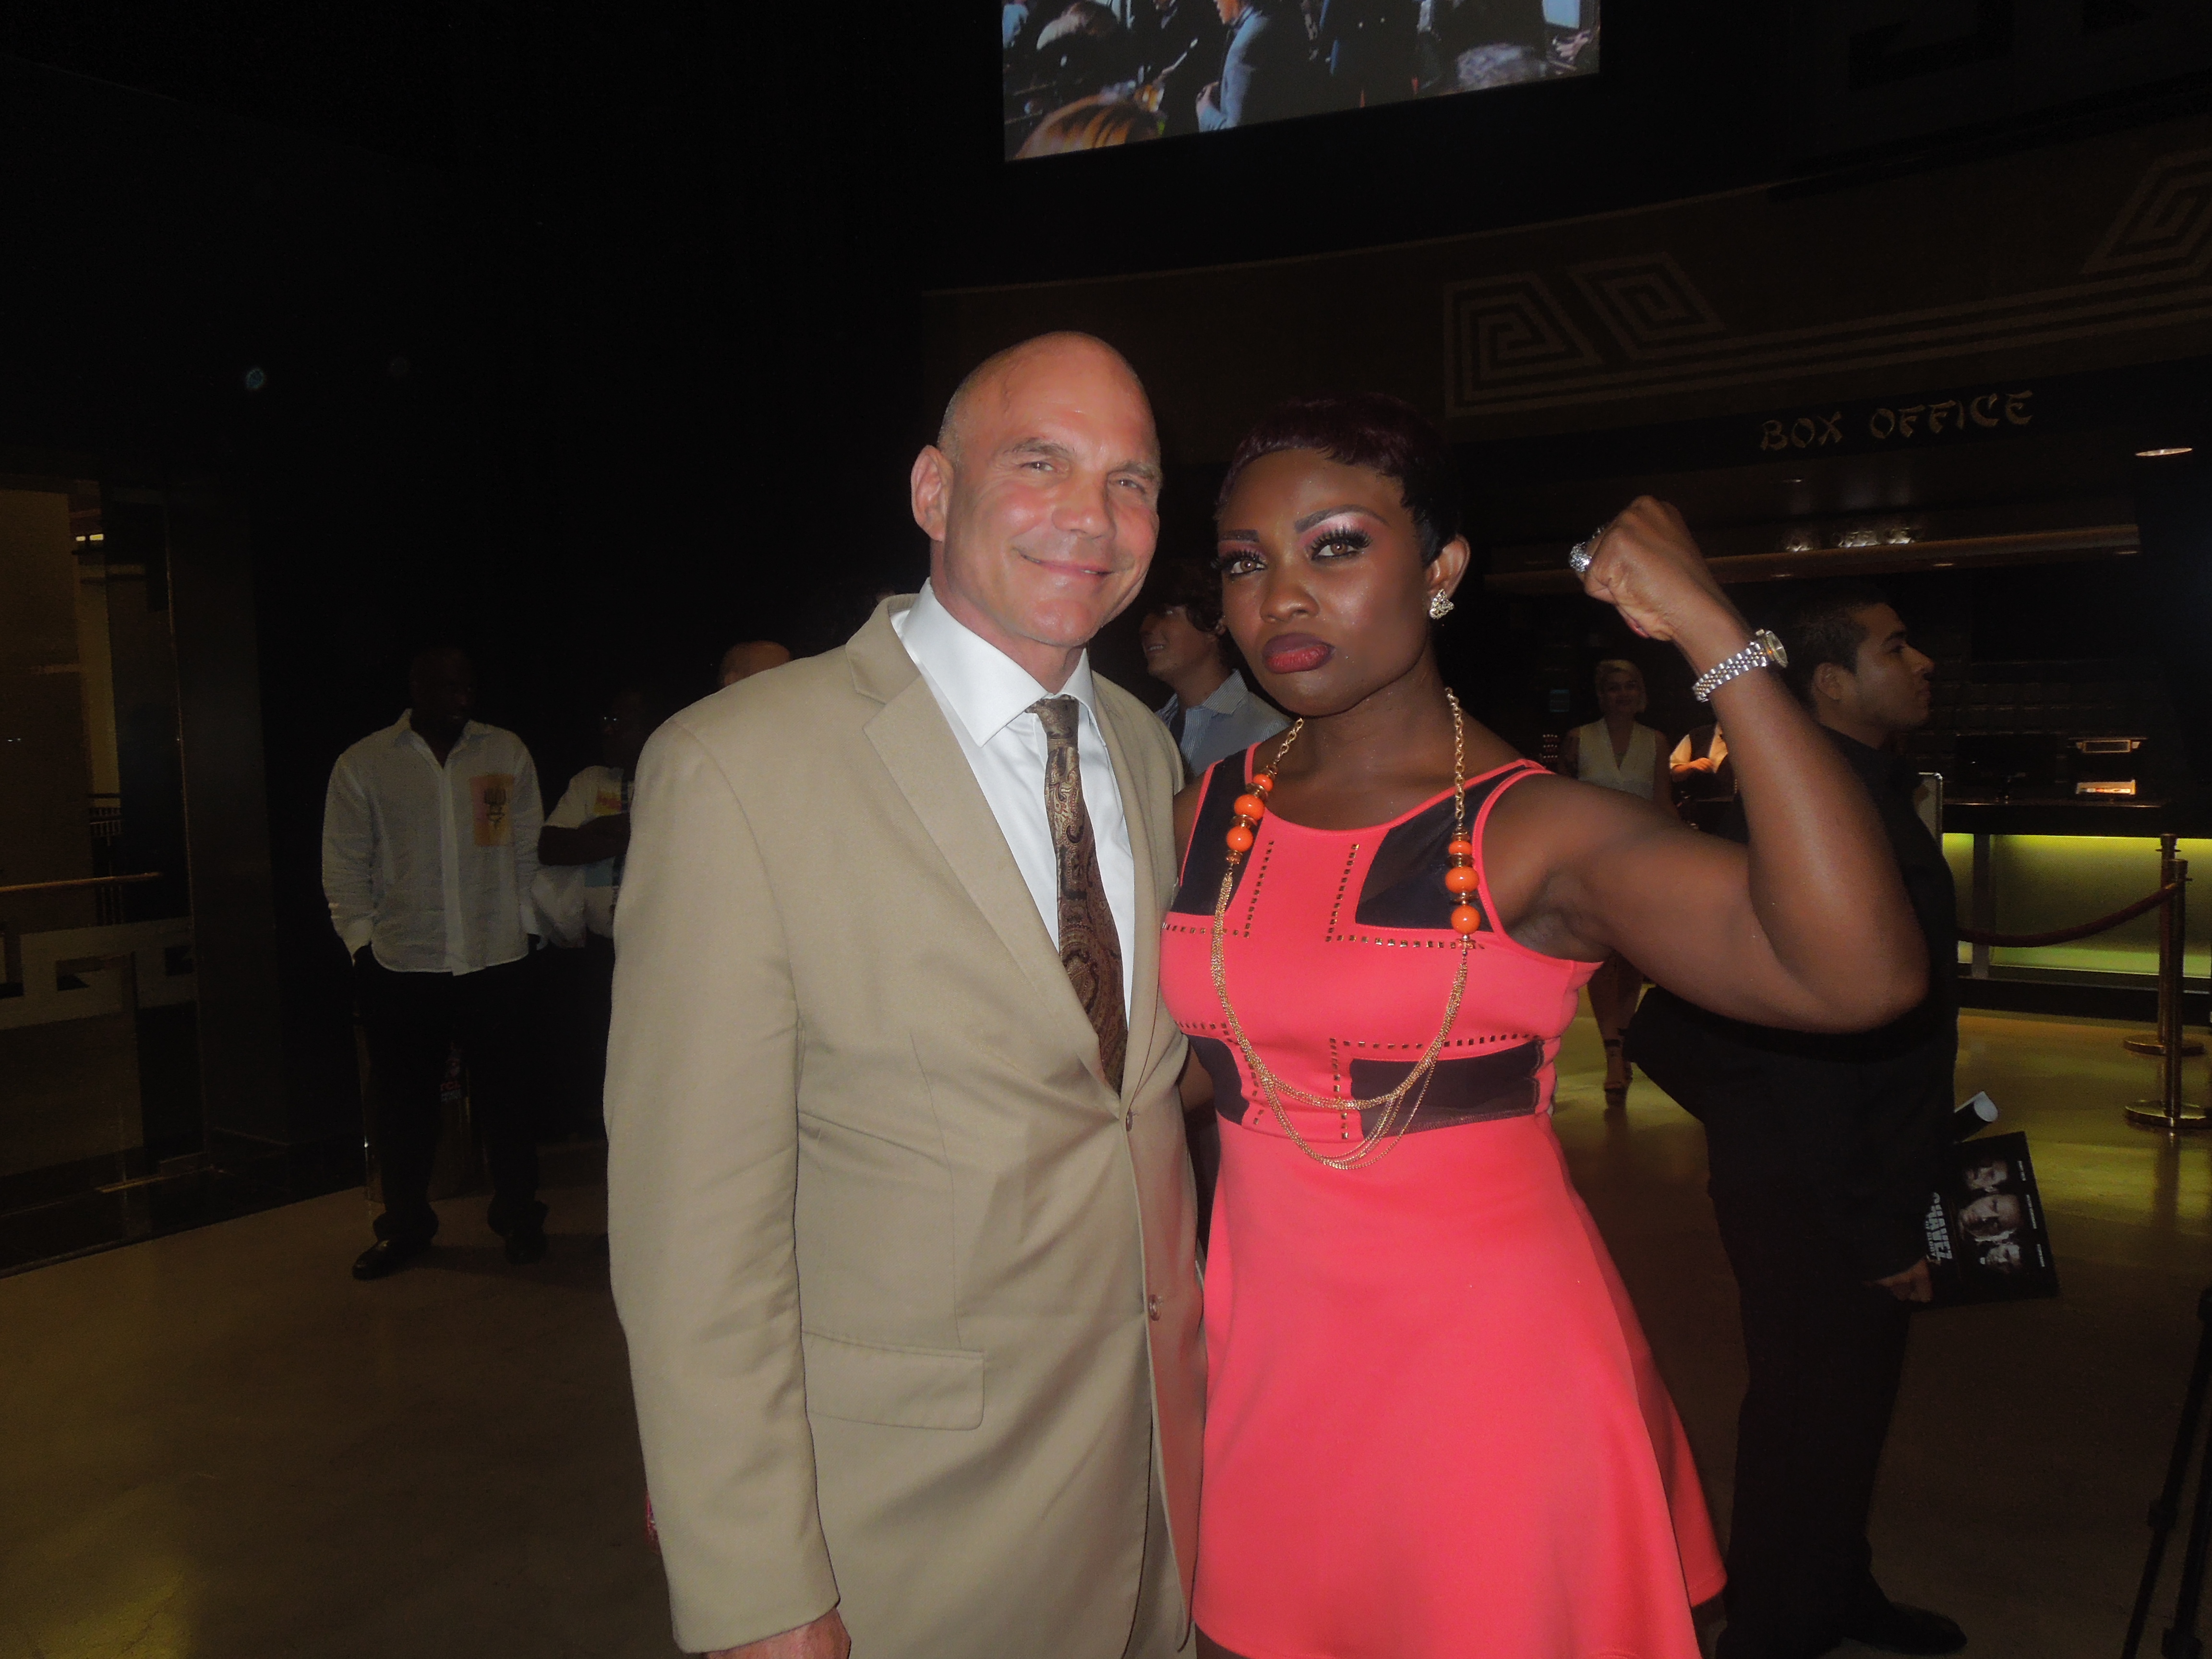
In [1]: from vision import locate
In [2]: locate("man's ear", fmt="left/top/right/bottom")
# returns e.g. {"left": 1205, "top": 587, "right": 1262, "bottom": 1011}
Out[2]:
{"left": 1812, "top": 659, "right": 1853, "bottom": 707}
{"left": 911, "top": 445, "right": 953, "bottom": 543}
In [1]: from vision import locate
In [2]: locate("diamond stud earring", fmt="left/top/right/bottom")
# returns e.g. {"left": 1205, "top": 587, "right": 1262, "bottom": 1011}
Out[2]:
{"left": 1428, "top": 591, "right": 1456, "bottom": 620}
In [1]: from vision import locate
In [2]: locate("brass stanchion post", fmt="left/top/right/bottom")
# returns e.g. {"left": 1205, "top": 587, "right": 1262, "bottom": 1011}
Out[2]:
{"left": 2128, "top": 835, "right": 2205, "bottom": 1061}
{"left": 2130, "top": 850, "right": 2208, "bottom": 1134}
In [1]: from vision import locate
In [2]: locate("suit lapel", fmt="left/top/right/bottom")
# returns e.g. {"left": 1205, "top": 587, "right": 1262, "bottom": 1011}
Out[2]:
{"left": 1094, "top": 692, "right": 1164, "bottom": 1104}
{"left": 862, "top": 659, "right": 1104, "bottom": 1077}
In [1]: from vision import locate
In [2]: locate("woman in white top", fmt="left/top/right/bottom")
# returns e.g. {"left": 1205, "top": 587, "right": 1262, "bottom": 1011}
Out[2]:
{"left": 1558, "top": 659, "right": 1675, "bottom": 1106}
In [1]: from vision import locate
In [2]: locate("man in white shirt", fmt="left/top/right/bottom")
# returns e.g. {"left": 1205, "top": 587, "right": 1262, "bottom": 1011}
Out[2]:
{"left": 540, "top": 687, "right": 658, "bottom": 940}
{"left": 605, "top": 334, "right": 1202, "bottom": 1659}
{"left": 536, "top": 686, "right": 661, "bottom": 1135}
{"left": 1138, "top": 556, "right": 1288, "bottom": 779}
{"left": 323, "top": 646, "right": 549, "bottom": 1280}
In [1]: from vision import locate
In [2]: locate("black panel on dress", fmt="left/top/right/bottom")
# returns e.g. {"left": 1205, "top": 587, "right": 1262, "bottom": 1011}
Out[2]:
{"left": 1188, "top": 1034, "right": 1251, "bottom": 1128}
{"left": 1170, "top": 762, "right": 1256, "bottom": 916}
{"left": 1351, "top": 766, "right": 1532, "bottom": 931}
{"left": 1351, "top": 1040, "right": 1542, "bottom": 1137}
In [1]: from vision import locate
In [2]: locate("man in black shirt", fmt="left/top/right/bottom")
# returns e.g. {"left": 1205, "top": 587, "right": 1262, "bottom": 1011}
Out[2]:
{"left": 1630, "top": 581, "right": 1966, "bottom": 1659}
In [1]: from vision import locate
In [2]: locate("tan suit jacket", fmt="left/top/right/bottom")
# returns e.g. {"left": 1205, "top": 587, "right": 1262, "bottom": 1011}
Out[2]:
{"left": 606, "top": 598, "right": 1203, "bottom": 1657}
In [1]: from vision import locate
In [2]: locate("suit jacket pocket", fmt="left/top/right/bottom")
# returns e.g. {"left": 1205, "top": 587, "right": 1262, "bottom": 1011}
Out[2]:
{"left": 800, "top": 1328, "right": 985, "bottom": 1430}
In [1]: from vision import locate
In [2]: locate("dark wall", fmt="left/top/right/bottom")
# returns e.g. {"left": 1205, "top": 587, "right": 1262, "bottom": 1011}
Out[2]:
{"left": 0, "top": 54, "right": 451, "bottom": 1142}
{"left": 2136, "top": 452, "right": 2212, "bottom": 786}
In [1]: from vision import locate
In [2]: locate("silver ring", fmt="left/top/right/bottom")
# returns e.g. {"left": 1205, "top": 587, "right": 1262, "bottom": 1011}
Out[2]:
{"left": 1567, "top": 526, "right": 1606, "bottom": 577}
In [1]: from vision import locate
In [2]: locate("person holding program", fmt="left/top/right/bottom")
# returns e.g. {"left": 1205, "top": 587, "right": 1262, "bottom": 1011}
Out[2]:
{"left": 1160, "top": 393, "right": 1925, "bottom": 1659}
{"left": 1631, "top": 580, "right": 1965, "bottom": 1659}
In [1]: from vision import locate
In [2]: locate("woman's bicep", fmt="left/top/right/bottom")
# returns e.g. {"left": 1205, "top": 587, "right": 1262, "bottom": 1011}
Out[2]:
{"left": 1568, "top": 817, "right": 1841, "bottom": 1029}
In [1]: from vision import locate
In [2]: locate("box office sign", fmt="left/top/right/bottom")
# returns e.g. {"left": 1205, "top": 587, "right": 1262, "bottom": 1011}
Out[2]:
{"left": 1758, "top": 387, "right": 2034, "bottom": 454}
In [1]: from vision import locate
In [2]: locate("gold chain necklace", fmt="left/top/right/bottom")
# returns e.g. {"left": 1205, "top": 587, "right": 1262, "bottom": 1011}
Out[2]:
{"left": 1209, "top": 690, "right": 1480, "bottom": 1172}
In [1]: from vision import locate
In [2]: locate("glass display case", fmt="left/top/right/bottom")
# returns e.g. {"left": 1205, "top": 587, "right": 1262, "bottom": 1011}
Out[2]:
{"left": 0, "top": 481, "right": 204, "bottom": 1265}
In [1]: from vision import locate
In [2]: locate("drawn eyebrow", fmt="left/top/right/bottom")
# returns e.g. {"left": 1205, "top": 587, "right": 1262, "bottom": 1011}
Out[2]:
{"left": 1293, "top": 504, "right": 1378, "bottom": 532}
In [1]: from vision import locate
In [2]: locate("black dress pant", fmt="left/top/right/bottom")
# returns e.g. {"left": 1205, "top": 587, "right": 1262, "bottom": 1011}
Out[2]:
{"left": 541, "top": 932, "right": 615, "bottom": 1139}
{"left": 358, "top": 952, "right": 543, "bottom": 1245}
{"left": 1712, "top": 1186, "right": 1913, "bottom": 1659}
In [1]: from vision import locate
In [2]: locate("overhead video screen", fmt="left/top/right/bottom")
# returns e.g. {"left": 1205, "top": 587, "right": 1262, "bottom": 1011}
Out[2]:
{"left": 1005, "top": 0, "right": 1598, "bottom": 160}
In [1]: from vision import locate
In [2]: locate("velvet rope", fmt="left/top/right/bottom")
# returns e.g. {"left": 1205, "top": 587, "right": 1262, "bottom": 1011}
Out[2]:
{"left": 1957, "top": 883, "right": 2182, "bottom": 950}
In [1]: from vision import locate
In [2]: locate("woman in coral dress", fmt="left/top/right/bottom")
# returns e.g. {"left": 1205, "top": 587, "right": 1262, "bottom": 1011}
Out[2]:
{"left": 1160, "top": 395, "right": 1928, "bottom": 1659}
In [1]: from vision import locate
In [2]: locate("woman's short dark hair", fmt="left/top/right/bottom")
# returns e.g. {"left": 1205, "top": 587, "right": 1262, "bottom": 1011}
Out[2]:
{"left": 1768, "top": 579, "right": 1890, "bottom": 707}
{"left": 1216, "top": 393, "right": 1463, "bottom": 564}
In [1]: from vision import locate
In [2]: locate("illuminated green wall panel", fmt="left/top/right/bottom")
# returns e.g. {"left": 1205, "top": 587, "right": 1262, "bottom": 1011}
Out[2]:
{"left": 1943, "top": 834, "right": 2212, "bottom": 977}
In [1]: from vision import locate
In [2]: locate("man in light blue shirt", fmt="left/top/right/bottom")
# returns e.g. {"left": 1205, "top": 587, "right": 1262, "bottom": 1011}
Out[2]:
{"left": 1139, "top": 559, "right": 1287, "bottom": 779}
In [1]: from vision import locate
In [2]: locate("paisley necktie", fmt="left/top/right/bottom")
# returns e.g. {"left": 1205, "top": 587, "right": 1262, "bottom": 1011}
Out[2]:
{"left": 1030, "top": 697, "right": 1127, "bottom": 1092}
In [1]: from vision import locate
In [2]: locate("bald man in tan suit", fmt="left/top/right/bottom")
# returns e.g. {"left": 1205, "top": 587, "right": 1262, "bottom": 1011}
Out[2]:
{"left": 606, "top": 335, "right": 1203, "bottom": 1659}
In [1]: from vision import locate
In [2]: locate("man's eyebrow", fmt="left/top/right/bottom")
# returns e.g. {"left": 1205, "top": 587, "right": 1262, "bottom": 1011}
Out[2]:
{"left": 1293, "top": 503, "right": 1379, "bottom": 532}
{"left": 996, "top": 437, "right": 1161, "bottom": 482}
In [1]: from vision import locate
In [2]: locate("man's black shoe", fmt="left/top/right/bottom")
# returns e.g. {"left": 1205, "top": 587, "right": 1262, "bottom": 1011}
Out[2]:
{"left": 504, "top": 1221, "right": 548, "bottom": 1266}
{"left": 352, "top": 1237, "right": 429, "bottom": 1281}
{"left": 1834, "top": 1599, "right": 1966, "bottom": 1655}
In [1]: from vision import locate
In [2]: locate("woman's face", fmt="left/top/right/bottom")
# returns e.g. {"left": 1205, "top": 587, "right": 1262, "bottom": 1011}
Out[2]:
{"left": 1214, "top": 449, "right": 1465, "bottom": 718}
{"left": 1598, "top": 670, "right": 1646, "bottom": 719}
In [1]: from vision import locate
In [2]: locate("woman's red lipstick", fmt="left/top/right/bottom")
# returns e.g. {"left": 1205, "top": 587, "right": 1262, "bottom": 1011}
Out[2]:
{"left": 1263, "top": 634, "right": 1334, "bottom": 674}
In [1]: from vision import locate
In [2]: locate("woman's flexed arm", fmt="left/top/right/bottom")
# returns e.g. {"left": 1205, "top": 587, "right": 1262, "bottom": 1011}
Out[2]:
{"left": 1489, "top": 499, "right": 1924, "bottom": 1032}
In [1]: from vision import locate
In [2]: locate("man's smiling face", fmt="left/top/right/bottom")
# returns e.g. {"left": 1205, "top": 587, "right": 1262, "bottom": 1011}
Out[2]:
{"left": 919, "top": 335, "right": 1161, "bottom": 687}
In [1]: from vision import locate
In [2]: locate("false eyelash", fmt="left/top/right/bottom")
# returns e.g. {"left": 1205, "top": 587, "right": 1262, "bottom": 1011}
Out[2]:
{"left": 1311, "top": 528, "right": 1372, "bottom": 556}
{"left": 1214, "top": 549, "right": 1262, "bottom": 575}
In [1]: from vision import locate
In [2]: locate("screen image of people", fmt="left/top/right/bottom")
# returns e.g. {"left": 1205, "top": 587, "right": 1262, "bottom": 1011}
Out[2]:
{"left": 1004, "top": 0, "right": 1599, "bottom": 159}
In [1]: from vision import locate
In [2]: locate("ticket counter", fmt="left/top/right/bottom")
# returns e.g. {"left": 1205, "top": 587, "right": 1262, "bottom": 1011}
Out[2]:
{"left": 1942, "top": 820, "right": 2211, "bottom": 998}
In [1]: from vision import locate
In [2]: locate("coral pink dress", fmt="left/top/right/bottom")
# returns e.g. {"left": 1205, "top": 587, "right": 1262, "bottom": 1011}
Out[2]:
{"left": 1161, "top": 755, "right": 1724, "bottom": 1659}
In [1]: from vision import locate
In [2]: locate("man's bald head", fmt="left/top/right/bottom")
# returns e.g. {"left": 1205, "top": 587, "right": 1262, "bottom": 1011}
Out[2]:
{"left": 937, "top": 332, "right": 1152, "bottom": 467}
{"left": 719, "top": 640, "right": 792, "bottom": 687}
{"left": 910, "top": 332, "right": 1161, "bottom": 690}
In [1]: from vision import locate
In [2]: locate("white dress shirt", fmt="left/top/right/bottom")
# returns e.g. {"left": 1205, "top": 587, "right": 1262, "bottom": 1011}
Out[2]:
{"left": 895, "top": 583, "right": 1139, "bottom": 1014}
{"left": 322, "top": 714, "right": 544, "bottom": 975}
{"left": 541, "top": 763, "right": 630, "bottom": 940}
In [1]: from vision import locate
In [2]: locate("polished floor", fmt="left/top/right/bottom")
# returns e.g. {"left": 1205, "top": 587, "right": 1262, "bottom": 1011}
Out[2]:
{"left": 4, "top": 1012, "right": 2209, "bottom": 1658}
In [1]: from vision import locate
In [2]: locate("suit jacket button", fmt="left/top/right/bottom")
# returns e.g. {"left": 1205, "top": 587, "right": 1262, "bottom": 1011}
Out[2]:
{"left": 1147, "top": 1293, "right": 1162, "bottom": 1321}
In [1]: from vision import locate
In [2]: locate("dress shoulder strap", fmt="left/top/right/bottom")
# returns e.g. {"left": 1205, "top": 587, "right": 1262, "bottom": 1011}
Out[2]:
{"left": 1463, "top": 757, "right": 1552, "bottom": 833}
{"left": 1467, "top": 759, "right": 1582, "bottom": 958}
{"left": 1171, "top": 753, "right": 1259, "bottom": 912}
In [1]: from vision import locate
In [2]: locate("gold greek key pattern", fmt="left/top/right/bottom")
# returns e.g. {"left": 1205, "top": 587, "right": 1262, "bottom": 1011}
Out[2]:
{"left": 1445, "top": 148, "right": 2212, "bottom": 420}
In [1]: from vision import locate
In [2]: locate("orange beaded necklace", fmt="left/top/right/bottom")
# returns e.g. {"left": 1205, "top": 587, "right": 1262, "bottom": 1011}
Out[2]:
{"left": 1209, "top": 690, "right": 1478, "bottom": 1171}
